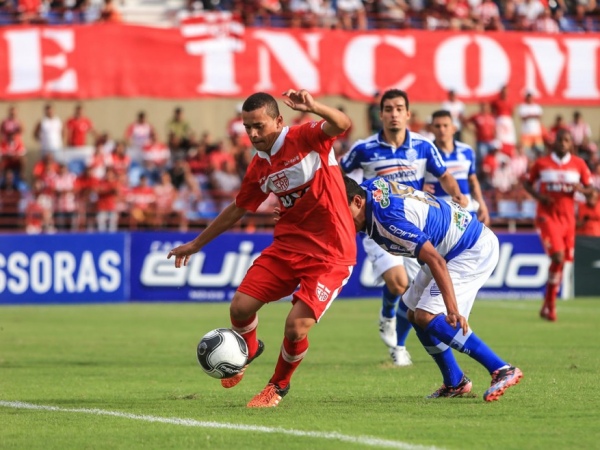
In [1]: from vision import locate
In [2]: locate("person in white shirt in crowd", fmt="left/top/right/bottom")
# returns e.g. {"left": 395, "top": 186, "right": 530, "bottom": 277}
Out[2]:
{"left": 441, "top": 90, "right": 465, "bottom": 141}
{"left": 34, "top": 104, "right": 63, "bottom": 154}
{"left": 518, "top": 92, "right": 544, "bottom": 158}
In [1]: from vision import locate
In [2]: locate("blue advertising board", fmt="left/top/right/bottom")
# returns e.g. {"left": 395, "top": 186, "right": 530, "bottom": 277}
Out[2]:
{"left": 0, "top": 233, "right": 127, "bottom": 304}
{"left": 129, "top": 231, "right": 549, "bottom": 301}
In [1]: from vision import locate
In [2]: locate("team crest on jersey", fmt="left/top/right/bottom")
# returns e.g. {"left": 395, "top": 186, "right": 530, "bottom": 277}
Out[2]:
{"left": 316, "top": 282, "right": 331, "bottom": 302}
{"left": 372, "top": 178, "right": 390, "bottom": 208}
{"left": 405, "top": 148, "right": 418, "bottom": 163}
{"left": 270, "top": 171, "right": 289, "bottom": 191}
{"left": 453, "top": 210, "right": 470, "bottom": 231}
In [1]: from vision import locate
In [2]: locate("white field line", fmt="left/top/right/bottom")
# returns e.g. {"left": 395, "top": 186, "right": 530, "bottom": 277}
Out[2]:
{"left": 0, "top": 401, "right": 443, "bottom": 450}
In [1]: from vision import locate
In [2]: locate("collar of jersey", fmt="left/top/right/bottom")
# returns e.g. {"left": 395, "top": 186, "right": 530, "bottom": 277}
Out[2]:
{"left": 377, "top": 130, "right": 411, "bottom": 150}
{"left": 255, "top": 126, "right": 289, "bottom": 161}
{"left": 550, "top": 152, "right": 571, "bottom": 165}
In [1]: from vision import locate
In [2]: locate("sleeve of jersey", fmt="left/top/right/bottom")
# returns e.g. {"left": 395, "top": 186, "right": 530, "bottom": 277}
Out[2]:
{"left": 300, "top": 120, "right": 336, "bottom": 156}
{"left": 425, "top": 143, "right": 447, "bottom": 177}
{"left": 340, "top": 142, "right": 361, "bottom": 173}
{"left": 235, "top": 172, "right": 269, "bottom": 213}
{"left": 468, "top": 149, "right": 477, "bottom": 176}
{"left": 376, "top": 206, "right": 428, "bottom": 258}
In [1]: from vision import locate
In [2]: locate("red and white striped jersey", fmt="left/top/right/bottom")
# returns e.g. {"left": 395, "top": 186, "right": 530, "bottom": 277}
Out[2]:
{"left": 527, "top": 152, "right": 591, "bottom": 219}
{"left": 236, "top": 121, "right": 356, "bottom": 265}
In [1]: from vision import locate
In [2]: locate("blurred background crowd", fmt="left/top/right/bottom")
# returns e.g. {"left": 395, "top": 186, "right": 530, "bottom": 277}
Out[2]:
{"left": 1, "top": 87, "right": 599, "bottom": 234}
{"left": 1, "top": 0, "right": 599, "bottom": 32}
{"left": 0, "top": 0, "right": 599, "bottom": 235}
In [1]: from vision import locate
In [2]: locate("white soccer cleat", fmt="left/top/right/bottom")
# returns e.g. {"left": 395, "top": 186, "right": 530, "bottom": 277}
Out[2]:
{"left": 389, "top": 346, "right": 412, "bottom": 366}
{"left": 379, "top": 313, "right": 397, "bottom": 348}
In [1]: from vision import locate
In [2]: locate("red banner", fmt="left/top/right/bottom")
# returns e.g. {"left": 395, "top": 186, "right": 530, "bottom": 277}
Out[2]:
{"left": 0, "top": 24, "right": 598, "bottom": 105}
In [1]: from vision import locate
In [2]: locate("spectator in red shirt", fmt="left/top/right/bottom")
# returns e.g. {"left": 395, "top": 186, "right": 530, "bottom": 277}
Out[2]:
{"left": 125, "top": 111, "right": 155, "bottom": 162}
{"left": 96, "top": 166, "right": 120, "bottom": 232}
{"left": 465, "top": 101, "right": 497, "bottom": 166}
{"left": 577, "top": 189, "right": 600, "bottom": 237}
{"left": 74, "top": 166, "right": 99, "bottom": 231}
{"left": 127, "top": 174, "right": 156, "bottom": 229}
{"left": 32, "top": 152, "right": 59, "bottom": 181}
{"left": 64, "top": 104, "right": 96, "bottom": 147}
{"left": 97, "top": 0, "right": 121, "bottom": 22}
{"left": 491, "top": 85, "right": 517, "bottom": 157}
{"left": 0, "top": 134, "right": 27, "bottom": 180}
{"left": 110, "top": 141, "right": 131, "bottom": 177}
{"left": 52, "top": 163, "right": 78, "bottom": 230}
{"left": 1, "top": 105, "right": 23, "bottom": 144}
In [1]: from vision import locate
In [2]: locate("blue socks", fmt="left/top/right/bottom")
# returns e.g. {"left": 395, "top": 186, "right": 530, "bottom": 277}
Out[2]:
{"left": 426, "top": 315, "right": 507, "bottom": 373}
{"left": 395, "top": 300, "right": 413, "bottom": 346}
{"left": 414, "top": 324, "right": 464, "bottom": 387}
{"left": 381, "top": 285, "right": 399, "bottom": 319}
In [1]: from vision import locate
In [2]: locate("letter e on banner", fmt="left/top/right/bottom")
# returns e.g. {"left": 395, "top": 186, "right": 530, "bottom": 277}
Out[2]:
{"left": 4, "top": 28, "right": 77, "bottom": 95}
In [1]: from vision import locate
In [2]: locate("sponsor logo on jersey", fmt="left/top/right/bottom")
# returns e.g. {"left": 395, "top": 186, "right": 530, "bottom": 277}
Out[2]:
{"left": 453, "top": 210, "right": 470, "bottom": 231}
{"left": 316, "top": 282, "right": 331, "bottom": 302}
{"left": 270, "top": 171, "right": 289, "bottom": 191}
{"left": 372, "top": 178, "right": 390, "bottom": 208}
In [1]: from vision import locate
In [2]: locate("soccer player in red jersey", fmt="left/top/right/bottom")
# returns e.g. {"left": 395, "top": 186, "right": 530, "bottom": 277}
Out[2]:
{"left": 168, "top": 89, "right": 356, "bottom": 407}
{"left": 523, "top": 129, "right": 593, "bottom": 322}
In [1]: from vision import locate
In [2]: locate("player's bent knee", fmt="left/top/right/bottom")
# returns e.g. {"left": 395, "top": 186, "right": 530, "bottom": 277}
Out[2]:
{"left": 284, "top": 318, "right": 314, "bottom": 341}
{"left": 229, "top": 292, "right": 262, "bottom": 320}
{"left": 413, "top": 309, "right": 435, "bottom": 329}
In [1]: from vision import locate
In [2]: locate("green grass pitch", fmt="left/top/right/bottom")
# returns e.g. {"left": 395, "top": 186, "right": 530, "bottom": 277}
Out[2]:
{"left": 1, "top": 298, "right": 599, "bottom": 450}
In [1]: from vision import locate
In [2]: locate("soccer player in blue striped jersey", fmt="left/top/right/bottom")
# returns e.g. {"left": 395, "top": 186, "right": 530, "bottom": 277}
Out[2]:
{"left": 340, "top": 89, "right": 467, "bottom": 366}
{"left": 344, "top": 176, "right": 523, "bottom": 401}
{"left": 425, "top": 110, "right": 490, "bottom": 225}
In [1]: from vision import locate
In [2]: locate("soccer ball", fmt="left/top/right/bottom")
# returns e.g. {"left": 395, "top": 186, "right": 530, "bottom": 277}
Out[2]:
{"left": 197, "top": 328, "right": 248, "bottom": 379}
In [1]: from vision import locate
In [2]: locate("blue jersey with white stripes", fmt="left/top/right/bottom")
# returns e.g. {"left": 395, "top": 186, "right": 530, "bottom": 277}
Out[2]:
{"left": 362, "top": 177, "right": 483, "bottom": 262}
{"left": 424, "top": 141, "right": 476, "bottom": 204}
{"left": 341, "top": 130, "right": 447, "bottom": 188}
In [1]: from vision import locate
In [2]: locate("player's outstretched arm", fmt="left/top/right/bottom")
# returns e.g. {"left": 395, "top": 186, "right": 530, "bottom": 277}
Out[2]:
{"left": 282, "top": 89, "right": 351, "bottom": 137}
{"left": 417, "top": 241, "right": 469, "bottom": 335}
{"left": 438, "top": 171, "right": 468, "bottom": 208}
{"left": 468, "top": 173, "right": 490, "bottom": 225}
{"left": 167, "top": 202, "right": 247, "bottom": 268}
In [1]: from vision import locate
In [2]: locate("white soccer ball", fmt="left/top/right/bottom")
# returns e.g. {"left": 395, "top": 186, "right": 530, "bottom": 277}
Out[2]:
{"left": 197, "top": 328, "right": 249, "bottom": 379}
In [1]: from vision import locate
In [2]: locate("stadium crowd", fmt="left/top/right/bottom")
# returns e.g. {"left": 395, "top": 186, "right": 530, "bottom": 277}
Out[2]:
{"left": 0, "top": 0, "right": 598, "bottom": 32}
{"left": 1, "top": 88, "right": 599, "bottom": 235}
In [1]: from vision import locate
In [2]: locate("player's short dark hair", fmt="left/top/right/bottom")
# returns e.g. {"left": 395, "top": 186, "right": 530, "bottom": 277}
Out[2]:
{"left": 343, "top": 176, "right": 366, "bottom": 204}
{"left": 243, "top": 92, "right": 280, "bottom": 118}
{"left": 555, "top": 128, "right": 572, "bottom": 142}
{"left": 380, "top": 89, "right": 410, "bottom": 111}
{"left": 431, "top": 110, "right": 453, "bottom": 121}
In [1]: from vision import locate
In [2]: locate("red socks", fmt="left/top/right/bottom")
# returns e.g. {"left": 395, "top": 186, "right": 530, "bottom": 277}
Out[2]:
{"left": 270, "top": 336, "right": 309, "bottom": 389}
{"left": 543, "top": 261, "right": 563, "bottom": 318}
{"left": 230, "top": 314, "right": 259, "bottom": 358}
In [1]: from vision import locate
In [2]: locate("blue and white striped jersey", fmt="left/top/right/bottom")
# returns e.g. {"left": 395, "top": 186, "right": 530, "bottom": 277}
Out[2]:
{"left": 341, "top": 131, "right": 447, "bottom": 188}
{"left": 362, "top": 177, "right": 483, "bottom": 262}
{"left": 424, "top": 141, "right": 476, "bottom": 205}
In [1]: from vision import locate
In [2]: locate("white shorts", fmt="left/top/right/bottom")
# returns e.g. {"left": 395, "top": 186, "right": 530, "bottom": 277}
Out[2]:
{"left": 363, "top": 236, "right": 421, "bottom": 284}
{"left": 403, "top": 227, "right": 499, "bottom": 318}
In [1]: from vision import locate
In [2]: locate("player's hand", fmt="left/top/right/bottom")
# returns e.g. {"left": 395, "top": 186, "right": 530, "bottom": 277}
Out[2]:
{"left": 446, "top": 311, "right": 469, "bottom": 335}
{"left": 478, "top": 205, "right": 490, "bottom": 226}
{"left": 282, "top": 89, "right": 316, "bottom": 112}
{"left": 167, "top": 242, "right": 199, "bottom": 268}
{"left": 273, "top": 206, "right": 282, "bottom": 223}
{"left": 423, "top": 183, "right": 435, "bottom": 194}
{"left": 453, "top": 193, "right": 469, "bottom": 208}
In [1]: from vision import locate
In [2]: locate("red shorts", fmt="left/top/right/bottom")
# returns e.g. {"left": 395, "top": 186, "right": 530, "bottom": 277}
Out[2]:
{"left": 536, "top": 215, "right": 575, "bottom": 261}
{"left": 237, "top": 246, "right": 353, "bottom": 321}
